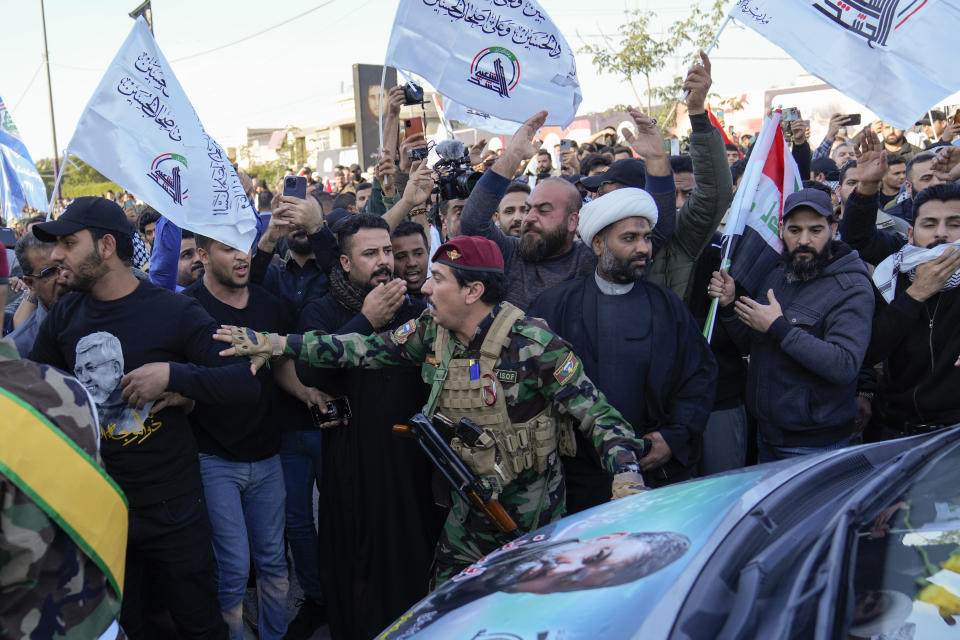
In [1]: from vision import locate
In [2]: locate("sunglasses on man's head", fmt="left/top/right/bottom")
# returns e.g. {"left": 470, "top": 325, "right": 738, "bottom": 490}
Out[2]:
{"left": 24, "top": 266, "right": 61, "bottom": 279}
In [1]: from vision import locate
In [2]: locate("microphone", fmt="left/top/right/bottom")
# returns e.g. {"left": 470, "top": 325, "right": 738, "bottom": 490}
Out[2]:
{"left": 435, "top": 139, "right": 469, "bottom": 161}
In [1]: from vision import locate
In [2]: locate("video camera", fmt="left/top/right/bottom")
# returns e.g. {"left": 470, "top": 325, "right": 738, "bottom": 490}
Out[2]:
{"left": 433, "top": 140, "right": 482, "bottom": 202}
{"left": 402, "top": 81, "right": 424, "bottom": 105}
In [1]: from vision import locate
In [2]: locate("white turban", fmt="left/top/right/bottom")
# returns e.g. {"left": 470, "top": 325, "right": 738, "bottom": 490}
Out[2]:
{"left": 577, "top": 187, "right": 659, "bottom": 248}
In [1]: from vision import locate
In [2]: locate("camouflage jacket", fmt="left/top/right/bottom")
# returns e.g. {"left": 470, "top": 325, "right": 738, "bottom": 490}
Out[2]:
{"left": 286, "top": 304, "right": 644, "bottom": 473}
{"left": 0, "top": 338, "right": 121, "bottom": 639}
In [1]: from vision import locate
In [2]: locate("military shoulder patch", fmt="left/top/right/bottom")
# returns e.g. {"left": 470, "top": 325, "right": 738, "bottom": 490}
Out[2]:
{"left": 392, "top": 320, "right": 417, "bottom": 345}
{"left": 495, "top": 369, "right": 517, "bottom": 383}
{"left": 553, "top": 352, "right": 580, "bottom": 385}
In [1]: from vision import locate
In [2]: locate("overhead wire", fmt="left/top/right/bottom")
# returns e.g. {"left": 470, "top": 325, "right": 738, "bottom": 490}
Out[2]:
{"left": 11, "top": 61, "right": 45, "bottom": 112}
{"left": 170, "top": 0, "right": 339, "bottom": 62}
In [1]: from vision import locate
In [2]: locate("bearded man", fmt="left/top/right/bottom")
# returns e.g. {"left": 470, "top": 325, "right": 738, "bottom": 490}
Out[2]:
{"left": 708, "top": 188, "right": 875, "bottom": 461}
{"left": 531, "top": 188, "right": 717, "bottom": 511}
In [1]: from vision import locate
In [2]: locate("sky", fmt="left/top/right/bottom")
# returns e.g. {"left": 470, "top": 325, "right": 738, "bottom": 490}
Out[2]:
{"left": 1, "top": 0, "right": 811, "bottom": 169}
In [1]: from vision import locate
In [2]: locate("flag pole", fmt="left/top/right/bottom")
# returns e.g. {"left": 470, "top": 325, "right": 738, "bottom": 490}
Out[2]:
{"left": 928, "top": 110, "right": 940, "bottom": 143}
{"left": 40, "top": 0, "right": 62, "bottom": 202}
{"left": 681, "top": 13, "right": 733, "bottom": 102}
{"left": 702, "top": 234, "right": 733, "bottom": 343}
{"left": 46, "top": 150, "right": 68, "bottom": 219}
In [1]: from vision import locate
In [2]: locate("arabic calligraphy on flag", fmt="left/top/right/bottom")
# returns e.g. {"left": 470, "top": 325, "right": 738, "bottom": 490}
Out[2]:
{"left": 67, "top": 17, "right": 257, "bottom": 251}
{"left": 386, "top": 0, "right": 581, "bottom": 127}
{"left": 730, "top": 0, "right": 959, "bottom": 128}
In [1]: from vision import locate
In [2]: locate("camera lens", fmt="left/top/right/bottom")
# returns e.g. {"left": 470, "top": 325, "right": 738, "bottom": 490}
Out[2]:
{"left": 286, "top": 177, "right": 295, "bottom": 187}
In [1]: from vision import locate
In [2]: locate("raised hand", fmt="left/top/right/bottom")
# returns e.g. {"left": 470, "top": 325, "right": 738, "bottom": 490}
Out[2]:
{"left": 682, "top": 51, "right": 712, "bottom": 116}
{"left": 361, "top": 279, "right": 407, "bottom": 329}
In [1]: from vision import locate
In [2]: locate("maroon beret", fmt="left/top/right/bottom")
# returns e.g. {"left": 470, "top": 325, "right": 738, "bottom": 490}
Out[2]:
{"left": 432, "top": 235, "right": 504, "bottom": 273}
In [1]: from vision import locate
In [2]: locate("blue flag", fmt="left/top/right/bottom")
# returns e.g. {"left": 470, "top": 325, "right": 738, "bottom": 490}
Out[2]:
{"left": 0, "top": 96, "right": 49, "bottom": 218}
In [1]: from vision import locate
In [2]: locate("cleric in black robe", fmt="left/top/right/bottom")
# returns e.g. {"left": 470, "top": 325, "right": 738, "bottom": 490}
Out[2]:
{"left": 531, "top": 187, "right": 717, "bottom": 512}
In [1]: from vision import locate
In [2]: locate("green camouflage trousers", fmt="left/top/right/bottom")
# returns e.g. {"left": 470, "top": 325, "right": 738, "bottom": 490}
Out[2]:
{"left": 431, "top": 464, "right": 566, "bottom": 587}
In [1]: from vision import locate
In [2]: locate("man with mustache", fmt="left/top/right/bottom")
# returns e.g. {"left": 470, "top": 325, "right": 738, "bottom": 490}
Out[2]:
{"left": 459, "top": 109, "right": 675, "bottom": 310}
{"left": 391, "top": 220, "right": 430, "bottom": 298}
{"left": 250, "top": 189, "right": 337, "bottom": 321}
{"left": 296, "top": 214, "right": 436, "bottom": 640}
{"left": 29, "top": 196, "right": 262, "bottom": 638}
{"left": 147, "top": 218, "right": 205, "bottom": 291}
{"left": 531, "top": 188, "right": 716, "bottom": 510}
{"left": 494, "top": 182, "right": 530, "bottom": 238}
{"left": 709, "top": 187, "right": 874, "bottom": 461}
{"left": 184, "top": 235, "right": 329, "bottom": 639}
{"left": 865, "top": 177, "right": 960, "bottom": 439}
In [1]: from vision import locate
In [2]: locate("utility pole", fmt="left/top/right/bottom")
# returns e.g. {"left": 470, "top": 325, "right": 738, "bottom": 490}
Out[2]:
{"left": 40, "top": 0, "right": 61, "bottom": 200}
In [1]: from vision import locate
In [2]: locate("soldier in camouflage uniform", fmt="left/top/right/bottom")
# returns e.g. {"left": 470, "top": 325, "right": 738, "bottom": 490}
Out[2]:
{"left": 0, "top": 337, "right": 124, "bottom": 639}
{"left": 215, "top": 236, "right": 648, "bottom": 585}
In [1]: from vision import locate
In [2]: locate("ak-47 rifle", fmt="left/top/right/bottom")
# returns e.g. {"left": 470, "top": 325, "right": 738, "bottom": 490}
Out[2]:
{"left": 393, "top": 412, "right": 520, "bottom": 539}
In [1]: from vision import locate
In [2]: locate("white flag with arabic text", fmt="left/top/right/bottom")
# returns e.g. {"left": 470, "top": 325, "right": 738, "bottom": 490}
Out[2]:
{"left": 67, "top": 17, "right": 257, "bottom": 251}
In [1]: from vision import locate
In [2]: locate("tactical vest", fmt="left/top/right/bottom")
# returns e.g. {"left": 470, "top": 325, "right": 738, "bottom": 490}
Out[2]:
{"left": 423, "top": 303, "right": 574, "bottom": 496}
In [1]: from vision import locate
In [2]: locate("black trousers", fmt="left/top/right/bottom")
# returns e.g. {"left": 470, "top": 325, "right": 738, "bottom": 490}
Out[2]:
{"left": 120, "top": 487, "right": 227, "bottom": 640}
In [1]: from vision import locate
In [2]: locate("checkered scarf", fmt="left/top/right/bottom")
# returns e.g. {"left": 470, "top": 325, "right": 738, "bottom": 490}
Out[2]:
{"left": 873, "top": 240, "right": 960, "bottom": 303}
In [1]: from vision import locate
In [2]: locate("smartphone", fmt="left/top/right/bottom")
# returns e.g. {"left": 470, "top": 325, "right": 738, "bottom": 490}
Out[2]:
{"left": 781, "top": 107, "right": 800, "bottom": 123}
{"left": 0, "top": 227, "right": 16, "bottom": 249}
{"left": 325, "top": 396, "right": 352, "bottom": 421}
{"left": 843, "top": 113, "right": 862, "bottom": 126}
{"left": 558, "top": 139, "right": 573, "bottom": 152}
{"left": 282, "top": 175, "right": 307, "bottom": 200}
{"left": 308, "top": 396, "right": 352, "bottom": 428}
{"left": 403, "top": 116, "right": 424, "bottom": 139}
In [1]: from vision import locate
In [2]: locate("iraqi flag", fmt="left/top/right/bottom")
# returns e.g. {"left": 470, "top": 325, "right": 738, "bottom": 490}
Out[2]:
{"left": 727, "top": 0, "right": 960, "bottom": 128}
{"left": 707, "top": 105, "right": 741, "bottom": 158}
{"left": 66, "top": 17, "right": 257, "bottom": 251}
{"left": 723, "top": 110, "right": 803, "bottom": 296}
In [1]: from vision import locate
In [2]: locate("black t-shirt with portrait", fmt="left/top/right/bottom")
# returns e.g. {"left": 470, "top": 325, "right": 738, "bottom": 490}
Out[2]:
{"left": 182, "top": 279, "right": 303, "bottom": 461}
{"left": 29, "top": 280, "right": 260, "bottom": 507}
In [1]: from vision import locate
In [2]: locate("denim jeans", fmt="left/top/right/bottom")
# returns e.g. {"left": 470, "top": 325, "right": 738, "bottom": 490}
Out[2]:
{"left": 199, "top": 454, "right": 288, "bottom": 640}
{"left": 278, "top": 429, "right": 324, "bottom": 602}
{"left": 757, "top": 434, "right": 852, "bottom": 463}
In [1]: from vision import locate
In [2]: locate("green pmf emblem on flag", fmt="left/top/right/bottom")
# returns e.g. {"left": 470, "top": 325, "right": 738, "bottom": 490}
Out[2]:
{"left": 553, "top": 352, "right": 579, "bottom": 385}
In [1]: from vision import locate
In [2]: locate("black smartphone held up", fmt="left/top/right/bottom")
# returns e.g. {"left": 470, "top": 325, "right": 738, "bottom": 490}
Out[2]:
{"left": 0, "top": 227, "right": 16, "bottom": 249}
{"left": 325, "top": 396, "right": 352, "bottom": 421}
{"left": 282, "top": 175, "right": 307, "bottom": 200}
{"left": 844, "top": 113, "right": 862, "bottom": 126}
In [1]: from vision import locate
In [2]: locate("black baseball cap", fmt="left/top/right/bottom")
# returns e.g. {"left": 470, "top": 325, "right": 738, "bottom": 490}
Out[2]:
{"left": 579, "top": 158, "right": 646, "bottom": 191}
{"left": 783, "top": 188, "right": 834, "bottom": 220}
{"left": 810, "top": 157, "right": 839, "bottom": 182}
{"left": 33, "top": 196, "right": 132, "bottom": 242}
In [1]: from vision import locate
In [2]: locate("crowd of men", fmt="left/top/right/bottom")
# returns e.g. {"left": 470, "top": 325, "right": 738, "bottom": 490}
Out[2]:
{"left": 2, "top": 51, "right": 960, "bottom": 640}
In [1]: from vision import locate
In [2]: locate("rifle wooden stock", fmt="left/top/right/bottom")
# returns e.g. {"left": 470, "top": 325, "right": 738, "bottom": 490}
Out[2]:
{"left": 394, "top": 413, "right": 521, "bottom": 539}
{"left": 466, "top": 490, "right": 519, "bottom": 536}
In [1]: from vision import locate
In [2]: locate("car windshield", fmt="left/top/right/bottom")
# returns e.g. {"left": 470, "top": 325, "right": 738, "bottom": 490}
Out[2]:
{"left": 848, "top": 440, "right": 960, "bottom": 639}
